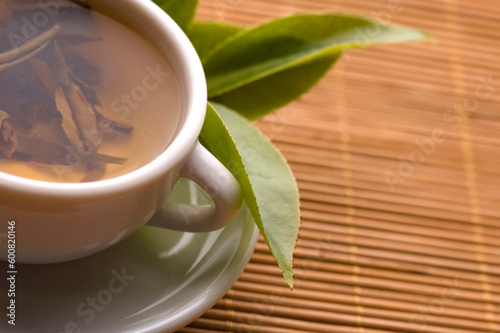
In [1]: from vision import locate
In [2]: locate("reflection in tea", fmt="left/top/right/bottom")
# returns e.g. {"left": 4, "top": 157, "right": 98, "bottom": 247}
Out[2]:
{"left": 0, "top": 0, "right": 181, "bottom": 182}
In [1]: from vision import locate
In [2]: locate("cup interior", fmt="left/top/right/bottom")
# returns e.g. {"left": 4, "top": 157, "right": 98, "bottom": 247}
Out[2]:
{"left": 0, "top": 0, "right": 207, "bottom": 195}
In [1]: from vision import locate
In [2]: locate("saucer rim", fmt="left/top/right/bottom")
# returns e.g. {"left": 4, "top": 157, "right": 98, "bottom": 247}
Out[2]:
{"left": 149, "top": 220, "right": 260, "bottom": 333}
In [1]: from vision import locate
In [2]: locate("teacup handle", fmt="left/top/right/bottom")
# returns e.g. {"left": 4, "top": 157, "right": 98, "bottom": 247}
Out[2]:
{"left": 148, "top": 142, "right": 242, "bottom": 232}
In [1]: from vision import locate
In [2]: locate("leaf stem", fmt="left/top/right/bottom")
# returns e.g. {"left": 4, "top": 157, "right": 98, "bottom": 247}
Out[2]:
{"left": 0, "top": 25, "right": 60, "bottom": 71}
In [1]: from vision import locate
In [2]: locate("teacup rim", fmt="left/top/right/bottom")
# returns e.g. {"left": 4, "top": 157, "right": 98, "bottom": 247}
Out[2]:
{"left": 0, "top": 0, "right": 207, "bottom": 197}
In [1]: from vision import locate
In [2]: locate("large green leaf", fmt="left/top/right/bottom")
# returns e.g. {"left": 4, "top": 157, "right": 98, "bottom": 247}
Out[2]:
{"left": 151, "top": 0, "right": 198, "bottom": 32}
{"left": 188, "top": 22, "right": 244, "bottom": 63}
{"left": 200, "top": 103, "right": 300, "bottom": 288}
{"left": 204, "top": 14, "right": 429, "bottom": 118}
{"left": 212, "top": 53, "right": 340, "bottom": 119}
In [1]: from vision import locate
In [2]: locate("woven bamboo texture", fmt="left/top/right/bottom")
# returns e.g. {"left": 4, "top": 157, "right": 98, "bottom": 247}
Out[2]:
{"left": 179, "top": 0, "right": 500, "bottom": 332}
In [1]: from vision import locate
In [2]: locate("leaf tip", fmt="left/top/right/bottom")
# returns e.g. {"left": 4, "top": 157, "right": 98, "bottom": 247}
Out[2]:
{"left": 422, "top": 32, "right": 437, "bottom": 43}
{"left": 284, "top": 272, "right": 294, "bottom": 290}
{"left": 413, "top": 29, "right": 433, "bottom": 42}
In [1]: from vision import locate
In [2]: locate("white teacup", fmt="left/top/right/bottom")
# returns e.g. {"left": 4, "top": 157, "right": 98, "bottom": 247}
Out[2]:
{"left": 0, "top": 0, "right": 242, "bottom": 264}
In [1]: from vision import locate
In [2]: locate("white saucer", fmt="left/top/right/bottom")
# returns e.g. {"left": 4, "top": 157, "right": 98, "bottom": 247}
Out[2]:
{"left": 0, "top": 180, "right": 259, "bottom": 333}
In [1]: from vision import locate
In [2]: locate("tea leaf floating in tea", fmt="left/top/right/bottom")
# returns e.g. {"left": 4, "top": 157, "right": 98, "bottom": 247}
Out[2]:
{"left": 0, "top": 24, "right": 59, "bottom": 72}
{"left": 0, "top": 0, "right": 133, "bottom": 182}
{"left": 0, "top": 110, "right": 17, "bottom": 158}
{"left": 53, "top": 41, "right": 101, "bottom": 153}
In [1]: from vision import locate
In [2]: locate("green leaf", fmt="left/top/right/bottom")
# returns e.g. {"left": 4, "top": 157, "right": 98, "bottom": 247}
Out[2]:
{"left": 200, "top": 103, "right": 300, "bottom": 288}
{"left": 212, "top": 53, "right": 340, "bottom": 119}
{"left": 204, "top": 13, "right": 429, "bottom": 119}
{"left": 188, "top": 22, "right": 244, "bottom": 63}
{"left": 151, "top": 0, "right": 198, "bottom": 32}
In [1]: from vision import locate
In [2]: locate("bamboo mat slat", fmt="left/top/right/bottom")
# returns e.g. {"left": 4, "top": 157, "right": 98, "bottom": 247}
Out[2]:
{"left": 177, "top": 0, "right": 500, "bottom": 332}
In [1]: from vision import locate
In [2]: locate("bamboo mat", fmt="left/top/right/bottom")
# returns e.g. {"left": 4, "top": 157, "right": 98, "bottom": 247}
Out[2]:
{"left": 179, "top": 0, "right": 500, "bottom": 332}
